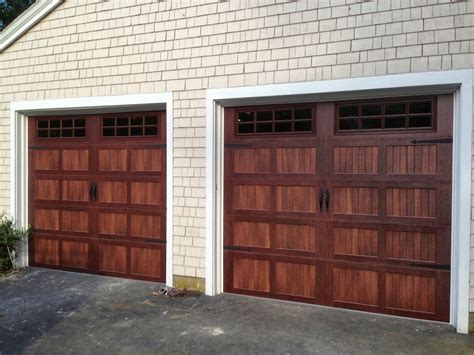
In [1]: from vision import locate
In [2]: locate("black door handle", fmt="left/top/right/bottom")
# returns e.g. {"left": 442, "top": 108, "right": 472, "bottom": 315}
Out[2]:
{"left": 319, "top": 189, "right": 324, "bottom": 211}
{"left": 325, "top": 189, "right": 330, "bottom": 211}
{"left": 89, "top": 183, "right": 94, "bottom": 200}
{"left": 92, "top": 183, "right": 97, "bottom": 201}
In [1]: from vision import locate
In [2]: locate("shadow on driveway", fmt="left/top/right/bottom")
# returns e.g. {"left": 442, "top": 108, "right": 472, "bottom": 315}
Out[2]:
{"left": 0, "top": 268, "right": 473, "bottom": 354}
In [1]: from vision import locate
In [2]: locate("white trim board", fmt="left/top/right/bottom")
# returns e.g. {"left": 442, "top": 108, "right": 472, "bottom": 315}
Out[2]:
{"left": 205, "top": 69, "right": 473, "bottom": 334}
{"left": 10, "top": 93, "right": 174, "bottom": 287}
{"left": 0, "top": 0, "right": 64, "bottom": 53}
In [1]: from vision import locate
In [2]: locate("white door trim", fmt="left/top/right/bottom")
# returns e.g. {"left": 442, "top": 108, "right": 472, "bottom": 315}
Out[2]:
{"left": 10, "top": 93, "right": 174, "bottom": 287}
{"left": 205, "top": 69, "right": 473, "bottom": 333}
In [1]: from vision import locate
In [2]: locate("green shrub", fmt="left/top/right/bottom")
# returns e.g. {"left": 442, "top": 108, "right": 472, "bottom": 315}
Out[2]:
{"left": 0, "top": 213, "right": 31, "bottom": 272}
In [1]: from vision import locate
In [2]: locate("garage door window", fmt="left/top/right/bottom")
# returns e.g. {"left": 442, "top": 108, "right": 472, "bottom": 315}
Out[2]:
{"left": 37, "top": 118, "right": 86, "bottom": 138}
{"left": 102, "top": 114, "right": 160, "bottom": 137}
{"left": 237, "top": 108, "right": 313, "bottom": 135}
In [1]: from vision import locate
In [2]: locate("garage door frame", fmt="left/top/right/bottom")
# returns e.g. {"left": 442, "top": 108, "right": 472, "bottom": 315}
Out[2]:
{"left": 205, "top": 69, "right": 473, "bottom": 333}
{"left": 10, "top": 93, "right": 174, "bottom": 287}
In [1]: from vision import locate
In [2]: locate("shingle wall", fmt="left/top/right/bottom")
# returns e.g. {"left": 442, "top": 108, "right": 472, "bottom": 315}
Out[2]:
{"left": 0, "top": 0, "right": 473, "bottom": 307}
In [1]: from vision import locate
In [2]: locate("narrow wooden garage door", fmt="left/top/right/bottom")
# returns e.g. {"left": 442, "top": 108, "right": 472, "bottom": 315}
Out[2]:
{"left": 224, "top": 96, "right": 452, "bottom": 321}
{"left": 29, "top": 112, "right": 166, "bottom": 282}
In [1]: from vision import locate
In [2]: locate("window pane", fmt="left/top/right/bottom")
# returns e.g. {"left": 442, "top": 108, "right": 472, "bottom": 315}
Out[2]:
{"left": 131, "top": 127, "right": 144, "bottom": 136}
{"left": 50, "top": 129, "right": 60, "bottom": 137}
{"left": 256, "top": 111, "right": 272, "bottom": 121}
{"left": 409, "top": 116, "right": 431, "bottom": 128}
{"left": 117, "top": 118, "right": 129, "bottom": 126}
{"left": 103, "top": 118, "right": 115, "bottom": 127}
{"left": 385, "top": 104, "right": 405, "bottom": 115}
{"left": 117, "top": 127, "right": 129, "bottom": 136}
{"left": 275, "top": 122, "right": 292, "bottom": 132}
{"left": 339, "top": 106, "right": 358, "bottom": 118}
{"left": 74, "top": 129, "right": 86, "bottom": 137}
{"left": 238, "top": 112, "right": 254, "bottom": 123}
{"left": 295, "top": 108, "right": 312, "bottom": 120}
{"left": 385, "top": 116, "right": 406, "bottom": 129}
{"left": 145, "top": 116, "right": 158, "bottom": 125}
{"left": 362, "top": 105, "right": 381, "bottom": 116}
{"left": 103, "top": 128, "right": 115, "bottom": 137}
{"left": 294, "top": 121, "right": 312, "bottom": 131}
{"left": 409, "top": 101, "right": 432, "bottom": 114}
{"left": 275, "top": 110, "right": 291, "bottom": 120}
{"left": 131, "top": 117, "right": 143, "bottom": 126}
{"left": 50, "top": 120, "right": 61, "bottom": 128}
{"left": 62, "top": 120, "right": 73, "bottom": 128}
{"left": 144, "top": 127, "right": 158, "bottom": 136}
{"left": 339, "top": 118, "right": 358, "bottom": 130}
{"left": 238, "top": 124, "right": 254, "bottom": 134}
{"left": 256, "top": 123, "right": 272, "bottom": 133}
{"left": 38, "top": 120, "right": 48, "bottom": 129}
{"left": 75, "top": 119, "right": 86, "bottom": 127}
{"left": 37, "top": 130, "right": 48, "bottom": 138}
{"left": 62, "top": 129, "right": 73, "bottom": 137}
{"left": 361, "top": 118, "right": 381, "bottom": 129}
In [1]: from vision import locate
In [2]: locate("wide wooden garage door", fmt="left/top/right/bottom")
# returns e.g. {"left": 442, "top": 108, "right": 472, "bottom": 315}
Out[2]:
{"left": 29, "top": 111, "right": 166, "bottom": 282}
{"left": 224, "top": 95, "right": 452, "bottom": 321}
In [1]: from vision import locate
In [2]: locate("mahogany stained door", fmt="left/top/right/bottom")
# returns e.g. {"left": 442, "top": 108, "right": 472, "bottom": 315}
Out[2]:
{"left": 224, "top": 95, "right": 452, "bottom": 322}
{"left": 28, "top": 111, "right": 166, "bottom": 282}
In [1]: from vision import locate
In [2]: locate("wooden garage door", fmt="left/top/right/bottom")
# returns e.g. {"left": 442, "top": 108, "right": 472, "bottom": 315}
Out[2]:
{"left": 28, "top": 111, "right": 166, "bottom": 282}
{"left": 224, "top": 96, "right": 452, "bottom": 321}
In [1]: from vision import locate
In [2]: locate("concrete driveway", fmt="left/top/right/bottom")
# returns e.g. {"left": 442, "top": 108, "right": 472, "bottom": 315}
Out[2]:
{"left": 0, "top": 268, "right": 472, "bottom": 354}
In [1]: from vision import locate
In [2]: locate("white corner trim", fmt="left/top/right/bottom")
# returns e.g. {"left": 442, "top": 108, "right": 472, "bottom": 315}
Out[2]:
{"left": 0, "top": 0, "right": 64, "bottom": 53}
{"left": 205, "top": 69, "right": 473, "bottom": 334}
{"left": 10, "top": 92, "right": 174, "bottom": 287}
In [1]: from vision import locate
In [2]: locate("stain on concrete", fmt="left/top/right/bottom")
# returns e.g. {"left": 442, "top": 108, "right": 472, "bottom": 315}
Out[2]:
{"left": 0, "top": 268, "right": 473, "bottom": 354}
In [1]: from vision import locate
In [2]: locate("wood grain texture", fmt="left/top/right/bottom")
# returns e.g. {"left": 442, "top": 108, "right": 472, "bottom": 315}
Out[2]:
{"left": 233, "top": 221, "right": 270, "bottom": 248}
{"left": 99, "top": 244, "right": 127, "bottom": 273}
{"left": 130, "top": 247, "right": 162, "bottom": 278}
{"left": 233, "top": 258, "right": 270, "bottom": 292}
{"left": 334, "top": 228, "right": 378, "bottom": 257}
{"left": 233, "top": 148, "right": 271, "bottom": 173}
{"left": 131, "top": 149, "right": 162, "bottom": 172}
{"left": 386, "top": 231, "right": 436, "bottom": 262}
{"left": 99, "top": 213, "right": 127, "bottom": 236}
{"left": 276, "top": 186, "right": 317, "bottom": 213}
{"left": 333, "top": 267, "right": 378, "bottom": 306}
{"left": 275, "top": 262, "right": 316, "bottom": 297}
{"left": 62, "top": 150, "right": 89, "bottom": 171}
{"left": 62, "top": 180, "right": 89, "bottom": 202}
{"left": 386, "top": 145, "right": 436, "bottom": 175}
{"left": 131, "top": 215, "right": 162, "bottom": 238}
{"left": 61, "top": 241, "right": 88, "bottom": 268}
{"left": 34, "top": 179, "right": 60, "bottom": 200}
{"left": 333, "top": 146, "right": 378, "bottom": 174}
{"left": 386, "top": 188, "right": 436, "bottom": 218}
{"left": 333, "top": 187, "right": 378, "bottom": 215}
{"left": 62, "top": 211, "right": 89, "bottom": 233}
{"left": 385, "top": 273, "right": 436, "bottom": 313}
{"left": 233, "top": 185, "right": 271, "bottom": 210}
{"left": 275, "top": 224, "right": 317, "bottom": 252}
{"left": 34, "top": 209, "right": 60, "bottom": 231}
{"left": 99, "top": 149, "right": 128, "bottom": 171}
{"left": 34, "top": 238, "right": 60, "bottom": 265}
{"left": 276, "top": 148, "right": 316, "bottom": 174}
{"left": 98, "top": 181, "right": 128, "bottom": 204}
{"left": 131, "top": 182, "right": 161, "bottom": 205}
{"left": 34, "top": 150, "right": 60, "bottom": 171}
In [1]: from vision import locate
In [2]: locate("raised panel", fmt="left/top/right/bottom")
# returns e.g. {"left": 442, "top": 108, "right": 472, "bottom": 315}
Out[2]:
{"left": 34, "top": 209, "right": 59, "bottom": 231}
{"left": 333, "top": 187, "right": 378, "bottom": 215}
{"left": 131, "top": 215, "right": 162, "bottom": 238}
{"left": 131, "top": 182, "right": 161, "bottom": 205}
{"left": 233, "top": 185, "right": 271, "bottom": 211}
{"left": 99, "top": 149, "right": 128, "bottom": 172}
{"left": 385, "top": 273, "right": 436, "bottom": 313}
{"left": 130, "top": 247, "right": 162, "bottom": 278}
{"left": 386, "top": 145, "right": 436, "bottom": 175}
{"left": 276, "top": 186, "right": 317, "bottom": 213}
{"left": 62, "top": 211, "right": 89, "bottom": 233}
{"left": 99, "top": 213, "right": 127, "bottom": 236}
{"left": 233, "top": 148, "right": 271, "bottom": 173}
{"left": 233, "top": 258, "right": 270, "bottom": 292}
{"left": 34, "top": 179, "right": 60, "bottom": 200}
{"left": 62, "top": 180, "right": 89, "bottom": 202}
{"left": 62, "top": 150, "right": 89, "bottom": 171}
{"left": 35, "top": 238, "right": 59, "bottom": 265}
{"left": 98, "top": 181, "right": 128, "bottom": 204}
{"left": 386, "top": 231, "right": 436, "bottom": 262}
{"left": 61, "top": 241, "right": 88, "bottom": 269}
{"left": 276, "top": 148, "right": 316, "bottom": 174}
{"left": 275, "top": 224, "right": 317, "bottom": 252}
{"left": 233, "top": 222, "right": 270, "bottom": 248}
{"left": 131, "top": 149, "right": 162, "bottom": 172}
{"left": 386, "top": 188, "right": 436, "bottom": 218}
{"left": 333, "top": 268, "right": 378, "bottom": 306}
{"left": 333, "top": 228, "right": 378, "bottom": 257}
{"left": 99, "top": 244, "right": 127, "bottom": 273}
{"left": 34, "top": 150, "right": 60, "bottom": 171}
{"left": 275, "top": 262, "right": 316, "bottom": 298}
{"left": 333, "top": 146, "right": 378, "bottom": 174}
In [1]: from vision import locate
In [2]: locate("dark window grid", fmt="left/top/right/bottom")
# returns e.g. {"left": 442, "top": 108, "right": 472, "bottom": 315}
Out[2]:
{"left": 101, "top": 119, "right": 160, "bottom": 137}
{"left": 237, "top": 119, "right": 312, "bottom": 133}
{"left": 236, "top": 109, "right": 313, "bottom": 135}
{"left": 338, "top": 101, "right": 433, "bottom": 131}
{"left": 37, "top": 119, "right": 86, "bottom": 139}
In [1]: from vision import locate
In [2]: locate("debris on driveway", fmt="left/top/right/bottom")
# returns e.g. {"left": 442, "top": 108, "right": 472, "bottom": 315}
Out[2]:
{"left": 153, "top": 286, "right": 201, "bottom": 298}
